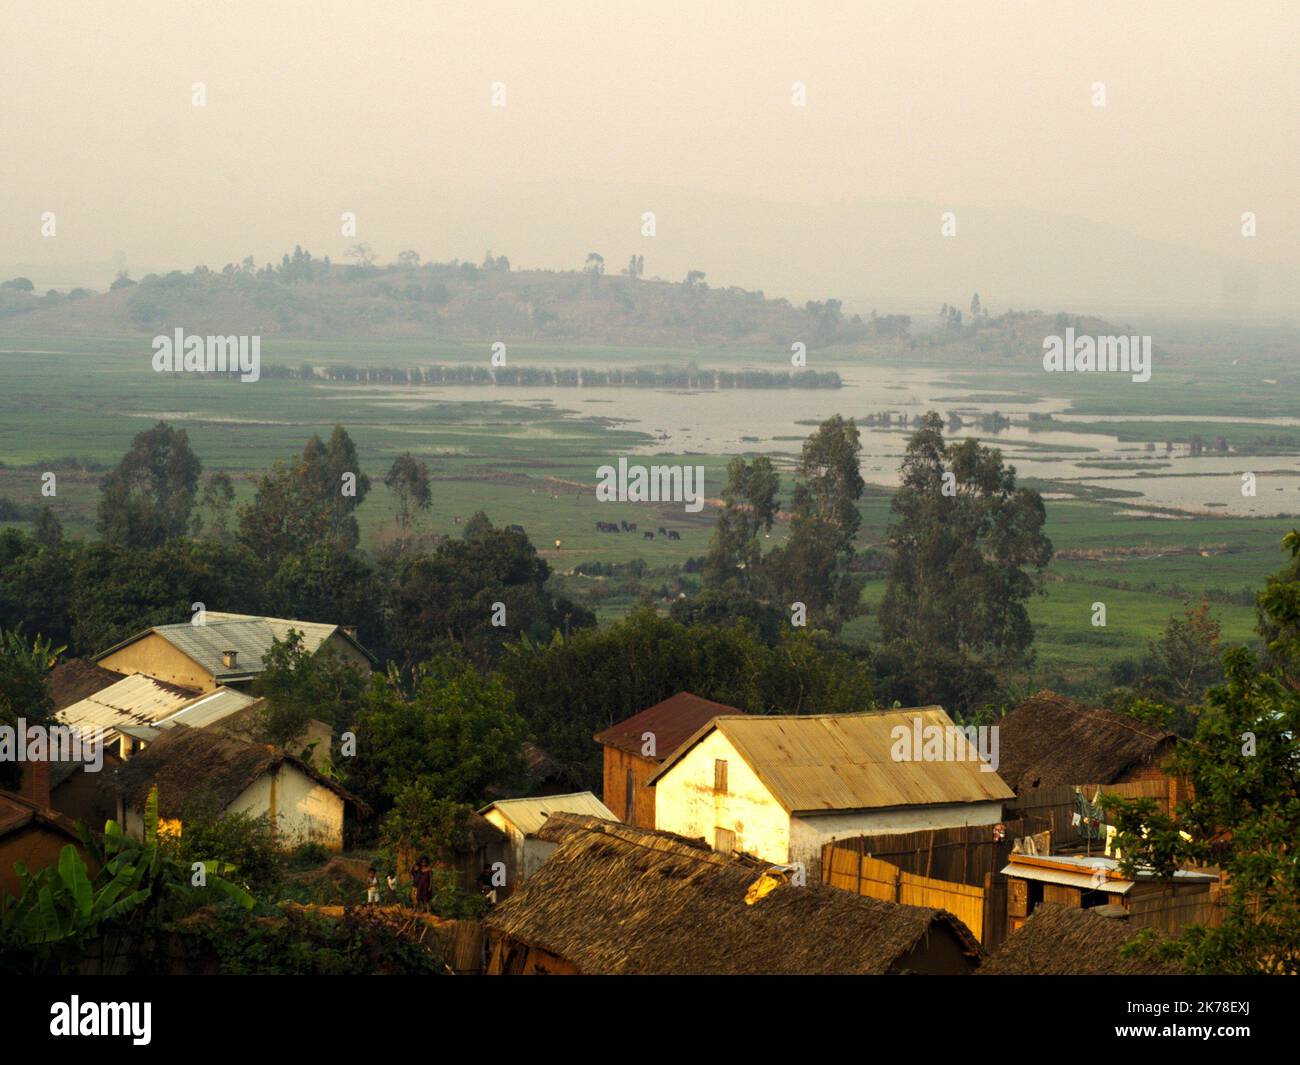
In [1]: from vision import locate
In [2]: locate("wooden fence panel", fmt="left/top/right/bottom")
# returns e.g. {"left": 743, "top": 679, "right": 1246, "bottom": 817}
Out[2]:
{"left": 898, "top": 868, "right": 985, "bottom": 940}
{"left": 823, "top": 847, "right": 990, "bottom": 945}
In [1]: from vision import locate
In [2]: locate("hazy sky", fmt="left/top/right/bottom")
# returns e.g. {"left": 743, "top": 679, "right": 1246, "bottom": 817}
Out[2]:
{"left": 3, "top": 0, "right": 1296, "bottom": 310}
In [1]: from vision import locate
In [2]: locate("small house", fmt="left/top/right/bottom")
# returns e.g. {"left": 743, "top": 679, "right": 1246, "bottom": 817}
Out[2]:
{"left": 0, "top": 762, "right": 95, "bottom": 900}
{"left": 996, "top": 690, "right": 1180, "bottom": 795}
{"left": 108, "top": 725, "right": 369, "bottom": 851}
{"left": 93, "top": 612, "right": 375, "bottom": 693}
{"left": 1001, "top": 852, "right": 1217, "bottom": 936}
{"left": 478, "top": 791, "right": 616, "bottom": 894}
{"left": 484, "top": 814, "right": 983, "bottom": 975}
{"left": 648, "top": 708, "right": 1014, "bottom": 870}
{"left": 594, "top": 692, "right": 742, "bottom": 828}
{"left": 56, "top": 672, "right": 203, "bottom": 756}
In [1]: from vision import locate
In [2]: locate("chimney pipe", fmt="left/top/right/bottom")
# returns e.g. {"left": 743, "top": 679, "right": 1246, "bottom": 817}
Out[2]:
{"left": 222, "top": 649, "right": 238, "bottom": 668}
{"left": 19, "top": 758, "right": 51, "bottom": 810}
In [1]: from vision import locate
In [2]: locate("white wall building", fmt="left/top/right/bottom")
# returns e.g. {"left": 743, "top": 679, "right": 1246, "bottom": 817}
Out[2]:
{"left": 648, "top": 708, "right": 1014, "bottom": 873}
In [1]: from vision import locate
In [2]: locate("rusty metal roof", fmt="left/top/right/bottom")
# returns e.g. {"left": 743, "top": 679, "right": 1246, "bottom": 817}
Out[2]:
{"left": 648, "top": 708, "right": 1015, "bottom": 814}
{"left": 593, "top": 692, "right": 744, "bottom": 760}
{"left": 56, "top": 673, "right": 201, "bottom": 744}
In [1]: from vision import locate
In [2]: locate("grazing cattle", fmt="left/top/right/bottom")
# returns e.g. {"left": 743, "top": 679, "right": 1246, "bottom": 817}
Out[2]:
{"left": 508, "top": 524, "right": 526, "bottom": 535}
{"left": 596, "top": 521, "right": 621, "bottom": 533}
{"left": 667, "top": 530, "right": 681, "bottom": 540}
{"left": 657, "top": 527, "right": 668, "bottom": 536}
{"left": 453, "top": 515, "right": 462, "bottom": 526}
{"left": 643, "top": 531, "right": 654, "bottom": 540}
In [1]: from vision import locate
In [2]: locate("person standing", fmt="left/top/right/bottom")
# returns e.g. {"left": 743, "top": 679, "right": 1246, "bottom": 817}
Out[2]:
{"left": 411, "top": 856, "right": 433, "bottom": 912}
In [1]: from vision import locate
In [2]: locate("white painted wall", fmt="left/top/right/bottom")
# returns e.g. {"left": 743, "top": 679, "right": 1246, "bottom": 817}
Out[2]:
{"left": 124, "top": 763, "right": 345, "bottom": 850}
{"left": 228, "top": 764, "right": 345, "bottom": 851}
{"left": 652, "top": 730, "right": 791, "bottom": 864}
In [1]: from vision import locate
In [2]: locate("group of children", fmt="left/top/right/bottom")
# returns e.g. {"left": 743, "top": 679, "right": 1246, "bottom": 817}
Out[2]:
{"left": 365, "top": 856, "right": 500, "bottom": 911}
{"left": 366, "top": 856, "right": 434, "bottom": 910}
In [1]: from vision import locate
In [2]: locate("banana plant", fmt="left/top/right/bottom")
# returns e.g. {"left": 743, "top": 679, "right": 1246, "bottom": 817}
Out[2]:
{"left": 2, "top": 787, "right": 255, "bottom": 960}
{"left": 77, "top": 787, "right": 256, "bottom": 912}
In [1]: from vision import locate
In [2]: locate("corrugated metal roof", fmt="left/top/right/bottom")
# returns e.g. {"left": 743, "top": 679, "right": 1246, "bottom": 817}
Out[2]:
{"left": 1002, "top": 853, "right": 1216, "bottom": 887}
{"left": 478, "top": 791, "right": 617, "bottom": 837}
{"left": 1000, "top": 863, "right": 1137, "bottom": 894}
{"left": 94, "top": 613, "right": 374, "bottom": 681}
{"left": 57, "top": 673, "right": 200, "bottom": 744}
{"left": 154, "top": 617, "right": 338, "bottom": 680}
{"left": 593, "top": 692, "right": 744, "bottom": 760}
{"left": 649, "top": 708, "right": 1016, "bottom": 813}
{"left": 158, "top": 687, "right": 258, "bottom": 730}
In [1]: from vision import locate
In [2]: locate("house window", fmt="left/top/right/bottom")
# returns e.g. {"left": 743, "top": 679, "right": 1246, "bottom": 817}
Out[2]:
{"left": 715, "top": 827, "right": 736, "bottom": 854}
{"left": 624, "top": 768, "right": 635, "bottom": 823}
{"left": 714, "top": 758, "right": 728, "bottom": 794}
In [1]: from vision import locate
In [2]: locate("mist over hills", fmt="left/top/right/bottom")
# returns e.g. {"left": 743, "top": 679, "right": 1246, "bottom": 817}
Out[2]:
{"left": 0, "top": 245, "right": 1150, "bottom": 360}
{"left": 4, "top": 182, "right": 1292, "bottom": 322}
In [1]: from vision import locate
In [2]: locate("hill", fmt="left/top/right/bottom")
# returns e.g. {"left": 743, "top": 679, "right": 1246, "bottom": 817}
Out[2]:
{"left": 0, "top": 253, "right": 1141, "bottom": 357}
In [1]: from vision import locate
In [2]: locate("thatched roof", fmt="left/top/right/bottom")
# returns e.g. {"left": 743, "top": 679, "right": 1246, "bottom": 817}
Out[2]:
{"left": 46, "top": 658, "right": 126, "bottom": 711}
{"left": 486, "top": 815, "right": 983, "bottom": 974}
{"left": 996, "top": 690, "right": 1177, "bottom": 793}
{"left": 107, "top": 725, "right": 369, "bottom": 819}
{"left": 979, "top": 904, "right": 1182, "bottom": 975}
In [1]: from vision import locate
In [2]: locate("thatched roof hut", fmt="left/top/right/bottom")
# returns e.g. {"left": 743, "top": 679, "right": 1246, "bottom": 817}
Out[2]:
{"left": 996, "top": 690, "right": 1177, "bottom": 793}
{"left": 484, "top": 814, "right": 983, "bottom": 975}
{"left": 107, "top": 724, "right": 368, "bottom": 820}
{"left": 979, "top": 903, "right": 1181, "bottom": 975}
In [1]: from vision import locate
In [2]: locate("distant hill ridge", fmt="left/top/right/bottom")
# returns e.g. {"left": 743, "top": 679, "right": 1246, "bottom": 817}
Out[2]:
{"left": 0, "top": 252, "right": 1140, "bottom": 354}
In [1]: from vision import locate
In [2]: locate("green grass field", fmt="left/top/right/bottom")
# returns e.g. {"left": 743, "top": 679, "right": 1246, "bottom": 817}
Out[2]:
{"left": 1, "top": 331, "right": 1292, "bottom": 699}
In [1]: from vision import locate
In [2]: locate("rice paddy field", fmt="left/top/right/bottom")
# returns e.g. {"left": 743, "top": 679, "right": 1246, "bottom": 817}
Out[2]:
{"left": 1, "top": 323, "right": 1295, "bottom": 699}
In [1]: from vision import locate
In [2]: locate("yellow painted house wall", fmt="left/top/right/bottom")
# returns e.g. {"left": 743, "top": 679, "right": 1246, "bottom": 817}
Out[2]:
{"left": 125, "top": 764, "right": 346, "bottom": 851}
{"left": 98, "top": 634, "right": 215, "bottom": 691}
{"left": 652, "top": 730, "right": 790, "bottom": 865}
{"left": 229, "top": 766, "right": 345, "bottom": 851}
{"left": 320, "top": 633, "right": 372, "bottom": 671}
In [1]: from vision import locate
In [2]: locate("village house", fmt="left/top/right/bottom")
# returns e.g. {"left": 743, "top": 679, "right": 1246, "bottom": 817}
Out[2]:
{"left": 56, "top": 673, "right": 203, "bottom": 753}
{"left": 108, "top": 725, "right": 369, "bottom": 851}
{"left": 92, "top": 612, "right": 374, "bottom": 693}
{"left": 478, "top": 791, "right": 616, "bottom": 894}
{"left": 648, "top": 707, "right": 1014, "bottom": 871}
{"left": 996, "top": 690, "right": 1180, "bottom": 795}
{"left": 484, "top": 813, "right": 984, "bottom": 975}
{"left": 979, "top": 902, "right": 1183, "bottom": 975}
{"left": 50, "top": 678, "right": 265, "bottom": 824}
{"left": 1001, "top": 851, "right": 1217, "bottom": 936}
{"left": 593, "top": 691, "right": 742, "bottom": 828}
{"left": 0, "top": 762, "right": 95, "bottom": 900}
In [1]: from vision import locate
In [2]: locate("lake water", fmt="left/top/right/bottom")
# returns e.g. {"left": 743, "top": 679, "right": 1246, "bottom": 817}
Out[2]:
{"left": 322, "top": 366, "right": 1300, "bottom": 517}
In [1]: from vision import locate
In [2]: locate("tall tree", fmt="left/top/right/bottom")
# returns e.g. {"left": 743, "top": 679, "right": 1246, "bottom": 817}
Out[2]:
{"left": 96, "top": 422, "right": 202, "bottom": 549}
{"left": 384, "top": 453, "right": 432, "bottom": 532}
{"left": 238, "top": 426, "right": 370, "bottom": 562}
{"left": 765, "top": 415, "right": 866, "bottom": 631}
{"left": 879, "top": 411, "right": 1052, "bottom": 711}
{"left": 704, "top": 455, "right": 780, "bottom": 586}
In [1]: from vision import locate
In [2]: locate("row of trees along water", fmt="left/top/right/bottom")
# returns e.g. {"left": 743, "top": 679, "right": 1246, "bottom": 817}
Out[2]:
{"left": 209, "top": 364, "right": 844, "bottom": 388}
